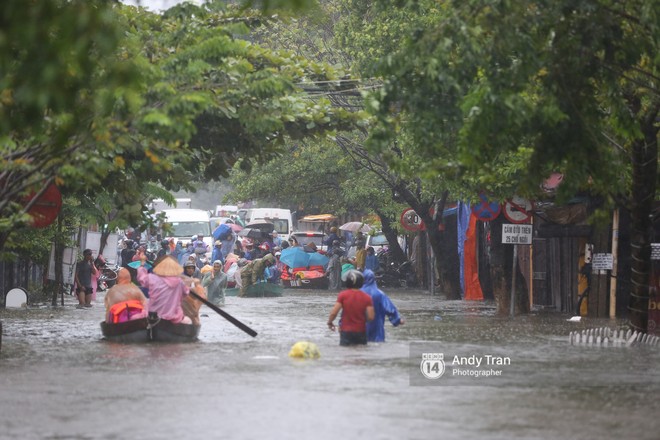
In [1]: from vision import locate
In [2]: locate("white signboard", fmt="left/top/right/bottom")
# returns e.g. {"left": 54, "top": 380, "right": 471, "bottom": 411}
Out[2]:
{"left": 502, "top": 224, "right": 533, "bottom": 245}
{"left": 652, "top": 243, "right": 660, "bottom": 261}
{"left": 592, "top": 253, "right": 613, "bottom": 270}
{"left": 47, "top": 246, "right": 78, "bottom": 285}
{"left": 85, "top": 231, "right": 119, "bottom": 264}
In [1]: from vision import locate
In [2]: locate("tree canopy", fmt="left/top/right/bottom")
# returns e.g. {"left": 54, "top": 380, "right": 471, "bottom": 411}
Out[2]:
{"left": 0, "top": 0, "right": 364, "bottom": 251}
{"left": 358, "top": 0, "right": 658, "bottom": 327}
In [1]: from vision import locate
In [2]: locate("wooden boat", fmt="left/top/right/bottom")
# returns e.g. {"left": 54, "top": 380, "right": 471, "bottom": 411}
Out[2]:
{"left": 282, "top": 271, "right": 329, "bottom": 289}
{"left": 100, "top": 316, "right": 200, "bottom": 343}
{"left": 282, "top": 277, "right": 329, "bottom": 289}
{"left": 225, "top": 282, "right": 283, "bottom": 297}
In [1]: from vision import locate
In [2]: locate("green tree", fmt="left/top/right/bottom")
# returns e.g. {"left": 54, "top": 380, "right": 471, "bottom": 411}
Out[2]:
{"left": 2, "top": 1, "right": 362, "bottom": 252}
{"left": 364, "top": 0, "right": 659, "bottom": 329}
{"left": 0, "top": 0, "right": 141, "bottom": 251}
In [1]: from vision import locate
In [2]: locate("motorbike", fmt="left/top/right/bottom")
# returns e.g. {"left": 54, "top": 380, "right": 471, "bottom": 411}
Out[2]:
{"left": 374, "top": 248, "right": 416, "bottom": 288}
{"left": 97, "top": 262, "right": 119, "bottom": 291}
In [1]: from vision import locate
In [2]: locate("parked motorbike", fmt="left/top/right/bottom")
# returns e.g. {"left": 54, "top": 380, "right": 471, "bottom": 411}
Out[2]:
{"left": 374, "top": 248, "right": 416, "bottom": 288}
{"left": 97, "top": 262, "right": 119, "bottom": 291}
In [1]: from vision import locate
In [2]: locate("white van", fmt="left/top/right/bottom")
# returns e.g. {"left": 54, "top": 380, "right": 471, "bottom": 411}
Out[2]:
{"left": 162, "top": 209, "right": 213, "bottom": 256}
{"left": 238, "top": 208, "right": 293, "bottom": 241}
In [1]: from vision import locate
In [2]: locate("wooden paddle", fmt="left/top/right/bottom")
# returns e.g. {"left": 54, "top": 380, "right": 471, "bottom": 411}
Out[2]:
{"left": 190, "top": 291, "right": 258, "bottom": 337}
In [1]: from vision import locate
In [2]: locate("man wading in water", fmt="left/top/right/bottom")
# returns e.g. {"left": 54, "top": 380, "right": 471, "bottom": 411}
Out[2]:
{"left": 326, "top": 270, "right": 375, "bottom": 346}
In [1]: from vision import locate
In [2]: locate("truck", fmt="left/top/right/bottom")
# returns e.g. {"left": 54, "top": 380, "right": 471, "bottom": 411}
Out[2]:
{"left": 161, "top": 209, "right": 213, "bottom": 258}
{"left": 151, "top": 198, "right": 192, "bottom": 212}
{"left": 237, "top": 208, "right": 293, "bottom": 241}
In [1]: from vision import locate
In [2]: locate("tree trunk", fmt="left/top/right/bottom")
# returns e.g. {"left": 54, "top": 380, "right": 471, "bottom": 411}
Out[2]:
{"left": 628, "top": 124, "right": 658, "bottom": 332}
{"left": 99, "top": 228, "right": 110, "bottom": 258}
{"left": 51, "top": 214, "right": 64, "bottom": 306}
{"left": 376, "top": 209, "right": 407, "bottom": 264}
{"left": 419, "top": 195, "right": 461, "bottom": 299}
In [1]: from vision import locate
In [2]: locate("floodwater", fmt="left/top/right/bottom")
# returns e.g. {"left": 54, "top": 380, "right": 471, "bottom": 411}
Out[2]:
{"left": 1, "top": 288, "right": 659, "bottom": 440}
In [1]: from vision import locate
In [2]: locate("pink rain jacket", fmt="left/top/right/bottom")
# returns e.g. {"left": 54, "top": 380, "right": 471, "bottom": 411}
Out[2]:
{"left": 137, "top": 266, "right": 189, "bottom": 323}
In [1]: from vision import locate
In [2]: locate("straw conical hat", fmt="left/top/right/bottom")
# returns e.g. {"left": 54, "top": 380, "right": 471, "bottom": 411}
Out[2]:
{"left": 152, "top": 255, "right": 183, "bottom": 277}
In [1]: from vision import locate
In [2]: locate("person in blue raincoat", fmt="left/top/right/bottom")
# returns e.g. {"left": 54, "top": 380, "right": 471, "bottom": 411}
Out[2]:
{"left": 361, "top": 269, "right": 404, "bottom": 342}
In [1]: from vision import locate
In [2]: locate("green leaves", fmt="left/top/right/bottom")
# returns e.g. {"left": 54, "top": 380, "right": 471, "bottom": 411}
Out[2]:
{"left": 355, "top": 0, "right": 658, "bottom": 205}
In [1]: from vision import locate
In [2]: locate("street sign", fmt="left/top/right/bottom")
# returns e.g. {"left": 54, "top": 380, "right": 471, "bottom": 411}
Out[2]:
{"left": 503, "top": 196, "right": 532, "bottom": 224}
{"left": 652, "top": 243, "right": 660, "bottom": 260}
{"left": 471, "top": 194, "right": 501, "bottom": 222}
{"left": 400, "top": 208, "right": 425, "bottom": 232}
{"left": 502, "top": 223, "right": 533, "bottom": 245}
{"left": 26, "top": 183, "right": 62, "bottom": 228}
{"left": 592, "top": 253, "right": 613, "bottom": 270}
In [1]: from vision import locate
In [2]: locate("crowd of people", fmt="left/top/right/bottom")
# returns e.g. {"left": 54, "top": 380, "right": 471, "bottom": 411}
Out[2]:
{"left": 87, "top": 221, "right": 406, "bottom": 347}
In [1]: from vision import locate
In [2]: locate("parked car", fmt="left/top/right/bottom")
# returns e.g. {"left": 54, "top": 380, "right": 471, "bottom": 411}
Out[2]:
{"left": 290, "top": 231, "right": 329, "bottom": 252}
{"left": 346, "top": 233, "right": 404, "bottom": 259}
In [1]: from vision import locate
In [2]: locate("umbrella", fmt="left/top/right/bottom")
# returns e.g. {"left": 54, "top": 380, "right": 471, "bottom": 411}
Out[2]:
{"left": 127, "top": 261, "right": 153, "bottom": 270}
{"left": 339, "top": 221, "right": 372, "bottom": 233}
{"left": 279, "top": 247, "right": 310, "bottom": 269}
{"left": 307, "top": 252, "right": 329, "bottom": 267}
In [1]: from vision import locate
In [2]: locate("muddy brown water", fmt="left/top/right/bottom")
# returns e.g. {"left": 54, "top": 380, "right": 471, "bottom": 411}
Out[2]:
{"left": 1, "top": 288, "right": 659, "bottom": 439}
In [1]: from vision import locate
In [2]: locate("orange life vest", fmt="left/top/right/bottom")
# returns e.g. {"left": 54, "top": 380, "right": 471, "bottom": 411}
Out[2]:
{"left": 108, "top": 300, "right": 145, "bottom": 324}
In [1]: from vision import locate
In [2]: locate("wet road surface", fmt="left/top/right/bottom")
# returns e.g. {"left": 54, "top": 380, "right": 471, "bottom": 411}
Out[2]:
{"left": 1, "top": 288, "right": 659, "bottom": 439}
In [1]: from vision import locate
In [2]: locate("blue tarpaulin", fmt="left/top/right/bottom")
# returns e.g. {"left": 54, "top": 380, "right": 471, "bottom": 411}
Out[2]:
{"left": 456, "top": 202, "right": 471, "bottom": 298}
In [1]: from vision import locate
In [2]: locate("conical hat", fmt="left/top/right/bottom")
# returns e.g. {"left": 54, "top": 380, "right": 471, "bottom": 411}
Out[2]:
{"left": 152, "top": 255, "right": 183, "bottom": 277}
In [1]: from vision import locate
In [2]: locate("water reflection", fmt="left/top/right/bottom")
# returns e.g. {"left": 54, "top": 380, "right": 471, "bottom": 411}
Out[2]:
{"left": 1, "top": 289, "right": 659, "bottom": 440}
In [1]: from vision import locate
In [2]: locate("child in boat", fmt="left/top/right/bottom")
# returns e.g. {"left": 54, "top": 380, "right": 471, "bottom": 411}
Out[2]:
{"left": 137, "top": 254, "right": 192, "bottom": 324}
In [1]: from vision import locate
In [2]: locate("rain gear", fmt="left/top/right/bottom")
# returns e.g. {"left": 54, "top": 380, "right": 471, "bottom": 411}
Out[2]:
{"left": 221, "top": 234, "right": 235, "bottom": 259}
{"left": 202, "top": 267, "right": 227, "bottom": 306}
{"left": 137, "top": 265, "right": 189, "bottom": 323}
{"left": 239, "top": 254, "right": 275, "bottom": 296}
{"left": 326, "top": 251, "right": 342, "bottom": 290}
{"left": 211, "top": 244, "right": 223, "bottom": 265}
{"left": 361, "top": 269, "right": 402, "bottom": 342}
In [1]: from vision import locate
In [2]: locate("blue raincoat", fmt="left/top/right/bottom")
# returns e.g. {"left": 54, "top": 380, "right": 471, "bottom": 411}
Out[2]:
{"left": 361, "top": 269, "right": 402, "bottom": 342}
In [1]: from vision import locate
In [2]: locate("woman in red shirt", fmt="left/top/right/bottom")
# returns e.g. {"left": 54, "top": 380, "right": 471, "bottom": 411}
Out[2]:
{"left": 327, "top": 270, "right": 375, "bottom": 346}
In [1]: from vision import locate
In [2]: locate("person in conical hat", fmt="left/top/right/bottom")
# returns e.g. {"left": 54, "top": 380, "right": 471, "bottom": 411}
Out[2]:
{"left": 137, "top": 254, "right": 192, "bottom": 324}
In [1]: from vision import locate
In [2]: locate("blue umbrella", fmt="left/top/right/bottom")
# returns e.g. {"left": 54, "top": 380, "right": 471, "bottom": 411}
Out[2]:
{"left": 308, "top": 252, "right": 329, "bottom": 267}
{"left": 127, "top": 261, "right": 153, "bottom": 270}
{"left": 279, "top": 247, "right": 310, "bottom": 269}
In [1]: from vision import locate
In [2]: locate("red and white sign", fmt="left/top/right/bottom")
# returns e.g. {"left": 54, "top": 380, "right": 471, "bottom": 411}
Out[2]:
{"left": 503, "top": 196, "right": 532, "bottom": 224}
{"left": 26, "top": 183, "right": 62, "bottom": 228}
{"left": 400, "top": 208, "right": 425, "bottom": 232}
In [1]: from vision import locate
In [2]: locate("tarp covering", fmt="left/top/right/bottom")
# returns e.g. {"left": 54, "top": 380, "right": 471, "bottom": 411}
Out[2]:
{"left": 463, "top": 212, "right": 484, "bottom": 300}
{"left": 456, "top": 202, "right": 471, "bottom": 297}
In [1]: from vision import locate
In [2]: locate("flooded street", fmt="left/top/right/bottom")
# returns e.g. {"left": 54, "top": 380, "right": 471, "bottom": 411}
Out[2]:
{"left": 1, "top": 288, "right": 659, "bottom": 440}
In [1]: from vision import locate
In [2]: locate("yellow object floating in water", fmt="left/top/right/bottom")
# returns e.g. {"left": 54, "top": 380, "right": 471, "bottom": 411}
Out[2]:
{"left": 288, "top": 341, "right": 321, "bottom": 359}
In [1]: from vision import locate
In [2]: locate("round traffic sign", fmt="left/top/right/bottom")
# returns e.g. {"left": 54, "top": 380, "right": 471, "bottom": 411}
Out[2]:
{"left": 400, "top": 208, "right": 425, "bottom": 232}
{"left": 26, "top": 183, "right": 62, "bottom": 228}
{"left": 503, "top": 196, "right": 532, "bottom": 224}
{"left": 471, "top": 194, "right": 501, "bottom": 222}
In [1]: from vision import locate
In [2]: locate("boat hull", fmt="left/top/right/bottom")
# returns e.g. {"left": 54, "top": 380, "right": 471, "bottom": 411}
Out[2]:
{"left": 100, "top": 318, "right": 200, "bottom": 343}
{"left": 225, "top": 283, "right": 283, "bottom": 297}
{"left": 282, "top": 277, "right": 329, "bottom": 289}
